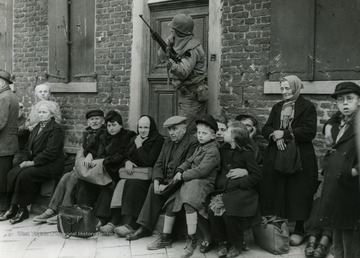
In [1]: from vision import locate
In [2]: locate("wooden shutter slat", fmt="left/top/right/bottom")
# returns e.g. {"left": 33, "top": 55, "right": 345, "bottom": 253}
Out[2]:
{"left": 48, "top": 0, "right": 69, "bottom": 82}
{"left": 269, "top": 0, "right": 315, "bottom": 81}
{"left": 314, "top": 0, "right": 360, "bottom": 80}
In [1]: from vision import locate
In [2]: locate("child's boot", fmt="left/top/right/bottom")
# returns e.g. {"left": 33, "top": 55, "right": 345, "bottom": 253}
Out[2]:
{"left": 181, "top": 234, "right": 197, "bottom": 258}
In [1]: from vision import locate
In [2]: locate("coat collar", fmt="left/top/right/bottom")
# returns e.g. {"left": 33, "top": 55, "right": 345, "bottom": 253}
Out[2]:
{"left": 332, "top": 118, "right": 355, "bottom": 147}
{"left": 276, "top": 95, "right": 307, "bottom": 121}
{"left": 165, "top": 132, "right": 193, "bottom": 165}
{"left": 29, "top": 118, "right": 57, "bottom": 145}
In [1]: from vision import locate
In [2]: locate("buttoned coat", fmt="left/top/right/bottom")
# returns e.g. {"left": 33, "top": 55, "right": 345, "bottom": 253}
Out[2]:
{"left": 152, "top": 132, "right": 198, "bottom": 184}
{"left": 0, "top": 87, "right": 19, "bottom": 156}
{"left": 260, "top": 95, "right": 318, "bottom": 220}
{"left": 168, "top": 140, "right": 220, "bottom": 216}
{"left": 317, "top": 115, "right": 360, "bottom": 229}
{"left": 212, "top": 143, "right": 262, "bottom": 217}
{"left": 7, "top": 118, "right": 65, "bottom": 206}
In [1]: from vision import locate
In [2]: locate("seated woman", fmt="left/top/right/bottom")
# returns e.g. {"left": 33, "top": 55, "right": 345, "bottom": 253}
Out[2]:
{"left": 26, "top": 84, "right": 61, "bottom": 132}
{"left": 0, "top": 100, "right": 65, "bottom": 224}
{"left": 75, "top": 110, "right": 136, "bottom": 226}
{"left": 100, "top": 115, "right": 164, "bottom": 235}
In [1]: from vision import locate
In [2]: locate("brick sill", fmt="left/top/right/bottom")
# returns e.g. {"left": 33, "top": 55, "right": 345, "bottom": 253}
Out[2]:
{"left": 264, "top": 80, "right": 360, "bottom": 95}
{"left": 45, "top": 82, "right": 97, "bottom": 93}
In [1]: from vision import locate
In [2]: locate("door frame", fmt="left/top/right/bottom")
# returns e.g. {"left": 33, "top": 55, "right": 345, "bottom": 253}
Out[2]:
{"left": 128, "top": 0, "right": 222, "bottom": 130}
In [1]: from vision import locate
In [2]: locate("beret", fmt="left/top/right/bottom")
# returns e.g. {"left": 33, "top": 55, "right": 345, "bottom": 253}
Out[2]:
{"left": 86, "top": 109, "right": 104, "bottom": 119}
{"left": 331, "top": 82, "right": 360, "bottom": 99}
{"left": 163, "top": 116, "right": 187, "bottom": 128}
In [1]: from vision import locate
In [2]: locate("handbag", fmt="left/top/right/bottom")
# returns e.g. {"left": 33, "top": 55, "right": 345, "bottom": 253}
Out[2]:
{"left": 75, "top": 157, "right": 112, "bottom": 185}
{"left": 119, "top": 167, "right": 153, "bottom": 180}
{"left": 252, "top": 215, "right": 289, "bottom": 255}
{"left": 57, "top": 205, "right": 97, "bottom": 238}
{"left": 274, "top": 127, "right": 302, "bottom": 174}
{"left": 160, "top": 180, "right": 182, "bottom": 199}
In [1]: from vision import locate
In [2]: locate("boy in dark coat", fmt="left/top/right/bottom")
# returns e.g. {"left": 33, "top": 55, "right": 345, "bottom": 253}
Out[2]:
{"left": 317, "top": 82, "right": 360, "bottom": 258}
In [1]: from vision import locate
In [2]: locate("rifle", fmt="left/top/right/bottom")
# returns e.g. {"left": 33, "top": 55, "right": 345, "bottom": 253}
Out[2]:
{"left": 139, "top": 15, "right": 180, "bottom": 63}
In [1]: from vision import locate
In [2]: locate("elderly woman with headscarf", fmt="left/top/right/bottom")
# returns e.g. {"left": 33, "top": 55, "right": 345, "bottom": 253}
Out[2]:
{"left": 260, "top": 75, "right": 318, "bottom": 246}
{"left": 0, "top": 100, "right": 65, "bottom": 224}
{"left": 100, "top": 115, "right": 164, "bottom": 235}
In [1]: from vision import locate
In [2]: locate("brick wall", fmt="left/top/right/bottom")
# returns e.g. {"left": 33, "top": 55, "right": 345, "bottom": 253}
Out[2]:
{"left": 12, "top": 0, "right": 134, "bottom": 150}
{"left": 220, "top": 0, "right": 338, "bottom": 168}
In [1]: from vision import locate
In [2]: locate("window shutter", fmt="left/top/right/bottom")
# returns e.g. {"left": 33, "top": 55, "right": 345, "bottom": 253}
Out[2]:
{"left": 314, "top": 0, "right": 360, "bottom": 80}
{"left": 269, "top": 0, "right": 315, "bottom": 81}
{"left": 69, "top": 0, "right": 95, "bottom": 82}
{"left": 48, "top": 0, "right": 69, "bottom": 83}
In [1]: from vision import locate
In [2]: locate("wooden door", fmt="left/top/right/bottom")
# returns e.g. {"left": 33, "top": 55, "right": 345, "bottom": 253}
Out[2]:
{"left": 145, "top": 1, "right": 209, "bottom": 134}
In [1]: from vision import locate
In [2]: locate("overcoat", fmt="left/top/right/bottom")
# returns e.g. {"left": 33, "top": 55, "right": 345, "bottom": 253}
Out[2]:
{"left": 168, "top": 140, "right": 220, "bottom": 217}
{"left": 212, "top": 143, "right": 262, "bottom": 217}
{"left": 152, "top": 132, "right": 199, "bottom": 184}
{"left": 260, "top": 95, "right": 318, "bottom": 220}
{"left": 7, "top": 118, "right": 65, "bottom": 206}
{"left": 0, "top": 87, "right": 19, "bottom": 156}
{"left": 317, "top": 114, "right": 360, "bottom": 229}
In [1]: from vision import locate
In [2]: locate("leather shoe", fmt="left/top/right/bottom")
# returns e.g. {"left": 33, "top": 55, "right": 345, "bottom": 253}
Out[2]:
{"left": 126, "top": 226, "right": 151, "bottom": 241}
{"left": 305, "top": 241, "right": 317, "bottom": 257}
{"left": 314, "top": 243, "right": 329, "bottom": 258}
{"left": 0, "top": 205, "right": 18, "bottom": 221}
{"left": 9, "top": 207, "right": 29, "bottom": 224}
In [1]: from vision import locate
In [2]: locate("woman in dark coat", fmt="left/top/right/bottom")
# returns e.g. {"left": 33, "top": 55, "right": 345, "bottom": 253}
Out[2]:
{"left": 100, "top": 115, "right": 164, "bottom": 235}
{"left": 260, "top": 75, "right": 318, "bottom": 246}
{"left": 0, "top": 100, "right": 65, "bottom": 224}
{"left": 75, "top": 110, "right": 136, "bottom": 224}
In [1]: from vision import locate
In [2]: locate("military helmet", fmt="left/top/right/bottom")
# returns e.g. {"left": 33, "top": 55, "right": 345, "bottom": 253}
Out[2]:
{"left": 168, "top": 14, "right": 194, "bottom": 36}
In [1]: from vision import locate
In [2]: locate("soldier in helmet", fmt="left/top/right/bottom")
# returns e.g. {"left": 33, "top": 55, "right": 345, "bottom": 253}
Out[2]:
{"left": 159, "top": 14, "right": 208, "bottom": 134}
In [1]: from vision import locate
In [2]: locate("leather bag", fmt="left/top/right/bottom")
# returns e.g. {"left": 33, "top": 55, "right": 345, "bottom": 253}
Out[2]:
{"left": 75, "top": 157, "right": 112, "bottom": 185}
{"left": 252, "top": 215, "right": 289, "bottom": 255}
{"left": 274, "top": 138, "right": 302, "bottom": 174}
{"left": 119, "top": 167, "right": 153, "bottom": 180}
{"left": 57, "top": 205, "right": 97, "bottom": 238}
{"left": 160, "top": 180, "right": 182, "bottom": 199}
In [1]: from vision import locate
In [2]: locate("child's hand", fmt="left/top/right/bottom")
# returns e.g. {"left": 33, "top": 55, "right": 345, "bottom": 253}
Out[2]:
{"left": 351, "top": 168, "right": 359, "bottom": 177}
{"left": 227, "top": 168, "right": 249, "bottom": 179}
{"left": 173, "top": 172, "right": 182, "bottom": 181}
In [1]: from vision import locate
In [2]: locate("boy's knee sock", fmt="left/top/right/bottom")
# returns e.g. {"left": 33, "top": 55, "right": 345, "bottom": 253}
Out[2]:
{"left": 186, "top": 212, "right": 198, "bottom": 235}
{"left": 163, "top": 215, "right": 175, "bottom": 234}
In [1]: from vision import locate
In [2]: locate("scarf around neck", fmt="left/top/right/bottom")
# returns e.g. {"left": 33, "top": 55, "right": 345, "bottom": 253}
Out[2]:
{"left": 280, "top": 75, "right": 303, "bottom": 129}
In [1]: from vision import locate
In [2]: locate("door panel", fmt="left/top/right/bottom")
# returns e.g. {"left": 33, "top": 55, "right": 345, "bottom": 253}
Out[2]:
{"left": 146, "top": 3, "right": 209, "bottom": 134}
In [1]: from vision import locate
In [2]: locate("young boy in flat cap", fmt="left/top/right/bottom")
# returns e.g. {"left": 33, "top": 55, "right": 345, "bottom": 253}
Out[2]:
{"left": 148, "top": 114, "right": 220, "bottom": 258}
{"left": 316, "top": 82, "right": 360, "bottom": 258}
{"left": 33, "top": 109, "right": 106, "bottom": 223}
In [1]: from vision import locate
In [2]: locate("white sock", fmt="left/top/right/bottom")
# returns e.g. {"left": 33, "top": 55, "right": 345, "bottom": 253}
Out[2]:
{"left": 163, "top": 215, "right": 175, "bottom": 234}
{"left": 186, "top": 212, "right": 198, "bottom": 235}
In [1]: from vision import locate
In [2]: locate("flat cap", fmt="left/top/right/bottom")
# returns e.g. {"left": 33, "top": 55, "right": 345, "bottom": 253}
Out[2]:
{"left": 86, "top": 109, "right": 104, "bottom": 119}
{"left": 163, "top": 116, "right": 187, "bottom": 128}
{"left": 196, "top": 114, "right": 218, "bottom": 132}
{"left": 331, "top": 82, "right": 360, "bottom": 99}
